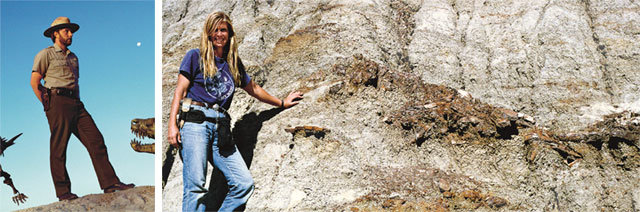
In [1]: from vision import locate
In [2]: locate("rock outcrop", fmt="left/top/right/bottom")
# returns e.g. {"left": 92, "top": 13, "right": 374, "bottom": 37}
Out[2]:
{"left": 162, "top": 0, "right": 640, "bottom": 211}
{"left": 18, "top": 186, "right": 154, "bottom": 212}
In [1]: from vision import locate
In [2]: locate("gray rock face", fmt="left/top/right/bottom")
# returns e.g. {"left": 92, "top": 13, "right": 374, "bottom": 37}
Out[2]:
{"left": 17, "top": 186, "right": 154, "bottom": 212}
{"left": 162, "top": 0, "right": 640, "bottom": 211}
{"left": 409, "top": 0, "right": 640, "bottom": 130}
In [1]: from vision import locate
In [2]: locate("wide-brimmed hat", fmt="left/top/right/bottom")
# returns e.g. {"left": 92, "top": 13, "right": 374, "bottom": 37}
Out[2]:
{"left": 43, "top": 17, "right": 79, "bottom": 38}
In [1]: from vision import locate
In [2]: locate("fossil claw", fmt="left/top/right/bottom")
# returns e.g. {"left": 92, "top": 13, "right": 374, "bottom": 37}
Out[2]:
{"left": 12, "top": 193, "right": 27, "bottom": 205}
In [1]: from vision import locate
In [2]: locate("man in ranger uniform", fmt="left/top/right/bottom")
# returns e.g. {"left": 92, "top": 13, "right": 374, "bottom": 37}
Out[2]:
{"left": 29, "top": 16, "right": 134, "bottom": 201}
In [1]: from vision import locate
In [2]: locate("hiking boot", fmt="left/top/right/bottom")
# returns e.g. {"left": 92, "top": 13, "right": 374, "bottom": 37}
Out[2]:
{"left": 58, "top": 192, "right": 78, "bottom": 201}
{"left": 103, "top": 182, "right": 135, "bottom": 193}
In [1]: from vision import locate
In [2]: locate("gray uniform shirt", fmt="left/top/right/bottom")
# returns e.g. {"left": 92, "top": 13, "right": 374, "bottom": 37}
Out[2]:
{"left": 32, "top": 44, "right": 79, "bottom": 90}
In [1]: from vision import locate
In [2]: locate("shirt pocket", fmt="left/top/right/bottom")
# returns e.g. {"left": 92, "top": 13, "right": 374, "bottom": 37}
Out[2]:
{"left": 68, "top": 57, "right": 79, "bottom": 77}
{"left": 50, "top": 58, "right": 67, "bottom": 68}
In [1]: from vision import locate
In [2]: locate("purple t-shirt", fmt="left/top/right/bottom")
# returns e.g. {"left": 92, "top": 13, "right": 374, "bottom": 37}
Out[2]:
{"left": 179, "top": 49, "right": 250, "bottom": 109}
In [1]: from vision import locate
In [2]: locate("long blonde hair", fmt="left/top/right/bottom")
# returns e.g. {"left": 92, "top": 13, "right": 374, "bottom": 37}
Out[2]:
{"left": 200, "top": 11, "right": 242, "bottom": 85}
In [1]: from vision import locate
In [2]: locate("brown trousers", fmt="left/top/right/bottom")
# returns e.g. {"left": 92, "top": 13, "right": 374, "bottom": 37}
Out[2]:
{"left": 45, "top": 94, "right": 119, "bottom": 197}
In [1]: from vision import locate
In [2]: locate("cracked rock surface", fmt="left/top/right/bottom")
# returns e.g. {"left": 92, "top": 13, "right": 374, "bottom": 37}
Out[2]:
{"left": 162, "top": 0, "right": 640, "bottom": 211}
{"left": 18, "top": 186, "right": 154, "bottom": 212}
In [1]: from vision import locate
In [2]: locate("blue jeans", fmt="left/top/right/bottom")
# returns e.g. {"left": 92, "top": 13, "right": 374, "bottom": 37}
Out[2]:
{"left": 180, "top": 105, "right": 254, "bottom": 212}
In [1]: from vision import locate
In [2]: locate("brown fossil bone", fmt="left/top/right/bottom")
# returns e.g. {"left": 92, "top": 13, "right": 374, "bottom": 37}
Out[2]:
{"left": 285, "top": 126, "right": 331, "bottom": 139}
{"left": 0, "top": 133, "right": 28, "bottom": 205}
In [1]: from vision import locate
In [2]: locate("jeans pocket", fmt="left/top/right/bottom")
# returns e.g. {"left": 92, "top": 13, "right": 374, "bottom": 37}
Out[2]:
{"left": 179, "top": 121, "right": 207, "bottom": 157}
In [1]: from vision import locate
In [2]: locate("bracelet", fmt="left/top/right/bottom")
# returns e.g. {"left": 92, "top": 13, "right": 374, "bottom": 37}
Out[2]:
{"left": 280, "top": 99, "right": 285, "bottom": 108}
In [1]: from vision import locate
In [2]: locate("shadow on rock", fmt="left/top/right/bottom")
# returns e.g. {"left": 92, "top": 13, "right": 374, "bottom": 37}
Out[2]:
{"left": 203, "top": 108, "right": 283, "bottom": 211}
{"left": 162, "top": 145, "right": 176, "bottom": 188}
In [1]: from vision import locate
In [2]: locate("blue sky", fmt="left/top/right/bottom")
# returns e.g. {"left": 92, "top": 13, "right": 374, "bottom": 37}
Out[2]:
{"left": 0, "top": 1, "right": 154, "bottom": 210}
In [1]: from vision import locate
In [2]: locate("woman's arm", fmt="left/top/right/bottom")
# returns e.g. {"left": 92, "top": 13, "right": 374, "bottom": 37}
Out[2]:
{"left": 168, "top": 74, "right": 191, "bottom": 148}
{"left": 242, "top": 80, "right": 303, "bottom": 108}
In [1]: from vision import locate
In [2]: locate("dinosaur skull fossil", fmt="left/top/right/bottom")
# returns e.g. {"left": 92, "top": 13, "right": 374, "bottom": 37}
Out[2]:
{"left": 130, "top": 118, "right": 155, "bottom": 154}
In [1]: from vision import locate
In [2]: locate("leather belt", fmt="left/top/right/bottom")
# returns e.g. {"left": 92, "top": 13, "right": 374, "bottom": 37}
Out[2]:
{"left": 191, "top": 101, "right": 225, "bottom": 112}
{"left": 51, "top": 87, "right": 79, "bottom": 99}
{"left": 182, "top": 107, "right": 230, "bottom": 124}
{"left": 183, "top": 111, "right": 227, "bottom": 124}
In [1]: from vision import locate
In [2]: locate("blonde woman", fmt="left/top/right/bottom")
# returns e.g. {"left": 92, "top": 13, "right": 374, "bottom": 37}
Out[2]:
{"left": 168, "top": 12, "right": 303, "bottom": 211}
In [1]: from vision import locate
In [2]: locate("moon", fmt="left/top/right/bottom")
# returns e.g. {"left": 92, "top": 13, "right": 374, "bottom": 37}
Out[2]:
{"left": 136, "top": 42, "right": 141, "bottom": 47}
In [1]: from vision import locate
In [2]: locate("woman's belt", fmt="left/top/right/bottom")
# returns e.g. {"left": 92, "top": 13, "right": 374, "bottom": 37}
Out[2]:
{"left": 190, "top": 101, "right": 226, "bottom": 112}
{"left": 182, "top": 100, "right": 229, "bottom": 124}
{"left": 182, "top": 110, "right": 228, "bottom": 124}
